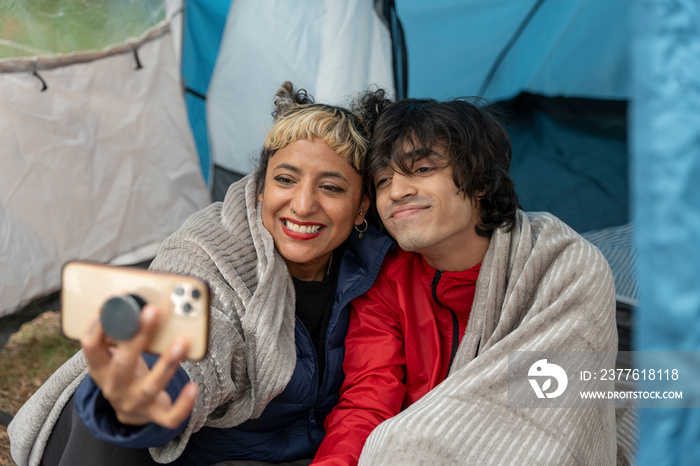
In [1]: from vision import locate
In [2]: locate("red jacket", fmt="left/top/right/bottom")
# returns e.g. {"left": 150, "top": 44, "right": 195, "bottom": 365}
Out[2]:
{"left": 313, "top": 247, "right": 480, "bottom": 465}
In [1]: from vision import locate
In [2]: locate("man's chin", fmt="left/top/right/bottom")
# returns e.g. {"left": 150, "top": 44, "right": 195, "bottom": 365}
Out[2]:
{"left": 393, "top": 234, "right": 428, "bottom": 253}
{"left": 382, "top": 223, "right": 426, "bottom": 251}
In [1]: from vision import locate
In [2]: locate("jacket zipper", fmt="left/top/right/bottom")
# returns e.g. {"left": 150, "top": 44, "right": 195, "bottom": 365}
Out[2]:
{"left": 431, "top": 270, "right": 459, "bottom": 375}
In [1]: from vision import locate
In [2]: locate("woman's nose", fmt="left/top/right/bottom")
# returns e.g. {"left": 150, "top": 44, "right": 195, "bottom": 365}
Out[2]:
{"left": 290, "top": 182, "right": 319, "bottom": 216}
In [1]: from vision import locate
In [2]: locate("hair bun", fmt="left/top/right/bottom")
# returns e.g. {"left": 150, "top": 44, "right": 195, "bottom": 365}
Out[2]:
{"left": 273, "top": 81, "right": 315, "bottom": 118}
{"left": 352, "top": 87, "right": 392, "bottom": 137}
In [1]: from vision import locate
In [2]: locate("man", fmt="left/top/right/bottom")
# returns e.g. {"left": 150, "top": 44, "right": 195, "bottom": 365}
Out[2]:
{"left": 313, "top": 98, "right": 619, "bottom": 465}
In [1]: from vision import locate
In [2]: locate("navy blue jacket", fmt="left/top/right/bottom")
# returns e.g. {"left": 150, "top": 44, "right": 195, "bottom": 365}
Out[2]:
{"left": 75, "top": 224, "right": 393, "bottom": 465}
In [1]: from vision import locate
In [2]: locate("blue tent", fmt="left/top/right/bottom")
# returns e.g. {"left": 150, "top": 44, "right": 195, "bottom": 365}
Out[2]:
{"left": 184, "top": 0, "right": 630, "bottom": 232}
{"left": 2, "top": 0, "right": 697, "bottom": 462}
{"left": 178, "top": 1, "right": 699, "bottom": 462}
{"left": 632, "top": 2, "right": 700, "bottom": 464}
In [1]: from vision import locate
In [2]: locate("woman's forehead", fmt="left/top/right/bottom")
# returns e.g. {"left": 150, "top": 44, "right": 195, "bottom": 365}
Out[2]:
{"left": 269, "top": 139, "right": 359, "bottom": 177}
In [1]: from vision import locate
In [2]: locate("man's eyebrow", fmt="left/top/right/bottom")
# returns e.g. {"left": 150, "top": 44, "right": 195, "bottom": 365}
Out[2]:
{"left": 390, "top": 148, "right": 444, "bottom": 169}
{"left": 403, "top": 147, "right": 440, "bottom": 159}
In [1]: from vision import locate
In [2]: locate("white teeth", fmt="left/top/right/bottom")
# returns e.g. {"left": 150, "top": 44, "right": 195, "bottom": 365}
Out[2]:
{"left": 284, "top": 220, "right": 323, "bottom": 234}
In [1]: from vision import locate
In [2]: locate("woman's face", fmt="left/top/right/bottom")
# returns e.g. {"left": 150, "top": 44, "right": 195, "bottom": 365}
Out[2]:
{"left": 259, "top": 138, "right": 370, "bottom": 281}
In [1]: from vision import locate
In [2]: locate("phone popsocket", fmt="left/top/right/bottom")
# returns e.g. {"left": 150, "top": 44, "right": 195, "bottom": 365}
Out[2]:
{"left": 100, "top": 294, "right": 145, "bottom": 341}
{"left": 99, "top": 283, "right": 206, "bottom": 341}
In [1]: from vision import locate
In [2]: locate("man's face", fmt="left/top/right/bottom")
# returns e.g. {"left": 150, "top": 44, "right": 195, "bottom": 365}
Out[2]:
{"left": 373, "top": 149, "right": 482, "bottom": 264}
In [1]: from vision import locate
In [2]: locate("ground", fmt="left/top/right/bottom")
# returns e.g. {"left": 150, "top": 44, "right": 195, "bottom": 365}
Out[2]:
{"left": 0, "top": 311, "right": 80, "bottom": 465}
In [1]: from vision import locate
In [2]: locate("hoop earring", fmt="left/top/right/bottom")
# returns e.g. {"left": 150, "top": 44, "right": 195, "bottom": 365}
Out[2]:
{"left": 355, "top": 219, "right": 368, "bottom": 239}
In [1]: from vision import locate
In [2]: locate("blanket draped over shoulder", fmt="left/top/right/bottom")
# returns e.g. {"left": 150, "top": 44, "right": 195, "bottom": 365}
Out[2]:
{"left": 359, "top": 211, "right": 619, "bottom": 465}
{"left": 9, "top": 177, "right": 297, "bottom": 465}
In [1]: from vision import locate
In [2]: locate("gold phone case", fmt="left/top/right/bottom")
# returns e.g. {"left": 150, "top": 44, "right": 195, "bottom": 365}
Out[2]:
{"left": 61, "top": 261, "right": 210, "bottom": 360}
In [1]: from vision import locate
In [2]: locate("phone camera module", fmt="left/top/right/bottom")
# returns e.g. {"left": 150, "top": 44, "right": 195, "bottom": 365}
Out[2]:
{"left": 172, "top": 283, "right": 200, "bottom": 317}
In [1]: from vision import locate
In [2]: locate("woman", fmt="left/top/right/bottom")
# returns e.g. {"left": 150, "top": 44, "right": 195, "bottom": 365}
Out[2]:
{"left": 8, "top": 83, "right": 393, "bottom": 465}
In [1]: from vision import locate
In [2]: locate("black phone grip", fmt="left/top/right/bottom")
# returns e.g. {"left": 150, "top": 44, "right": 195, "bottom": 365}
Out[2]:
{"left": 100, "top": 294, "right": 146, "bottom": 341}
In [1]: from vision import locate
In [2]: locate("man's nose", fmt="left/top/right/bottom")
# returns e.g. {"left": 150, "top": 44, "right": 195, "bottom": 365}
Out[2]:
{"left": 388, "top": 173, "right": 417, "bottom": 200}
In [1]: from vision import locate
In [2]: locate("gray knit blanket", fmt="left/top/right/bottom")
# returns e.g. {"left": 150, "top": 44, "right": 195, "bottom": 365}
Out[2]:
{"left": 359, "top": 211, "right": 620, "bottom": 465}
{"left": 9, "top": 176, "right": 297, "bottom": 465}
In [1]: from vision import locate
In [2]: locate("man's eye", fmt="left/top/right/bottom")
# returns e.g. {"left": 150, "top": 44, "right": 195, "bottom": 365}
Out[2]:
{"left": 375, "top": 177, "right": 390, "bottom": 188}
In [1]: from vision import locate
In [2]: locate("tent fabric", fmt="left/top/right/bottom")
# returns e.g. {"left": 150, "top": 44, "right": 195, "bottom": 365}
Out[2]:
{"left": 206, "top": 0, "right": 395, "bottom": 176}
{"left": 0, "top": 24, "right": 210, "bottom": 318}
{"left": 394, "top": 0, "right": 632, "bottom": 235}
{"left": 376, "top": 0, "right": 408, "bottom": 100}
{"left": 180, "top": 0, "right": 233, "bottom": 184}
{"left": 0, "top": 26, "right": 171, "bottom": 74}
{"left": 0, "top": 0, "right": 166, "bottom": 59}
{"left": 499, "top": 93, "right": 629, "bottom": 233}
{"left": 632, "top": 1, "right": 700, "bottom": 464}
{"left": 582, "top": 223, "right": 637, "bottom": 306}
{"left": 396, "top": 0, "right": 630, "bottom": 101}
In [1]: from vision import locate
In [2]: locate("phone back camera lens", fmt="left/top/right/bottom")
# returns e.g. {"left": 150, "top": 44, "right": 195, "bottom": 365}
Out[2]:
{"left": 191, "top": 289, "right": 201, "bottom": 300}
{"left": 183, "top": 302, "right": 193, "bottom": 314}
{"left": 175, "top": 286, "right": 185, "bottom": 296}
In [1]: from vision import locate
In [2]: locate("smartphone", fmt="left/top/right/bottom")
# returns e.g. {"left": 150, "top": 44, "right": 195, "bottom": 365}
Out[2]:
{"left": 61, "top": 260, "right": 210, "bottom": 360}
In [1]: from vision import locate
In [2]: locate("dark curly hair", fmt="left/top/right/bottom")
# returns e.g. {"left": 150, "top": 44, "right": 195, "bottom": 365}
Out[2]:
{"left": 368, "top": 97, "right": 519, "bottom": 237}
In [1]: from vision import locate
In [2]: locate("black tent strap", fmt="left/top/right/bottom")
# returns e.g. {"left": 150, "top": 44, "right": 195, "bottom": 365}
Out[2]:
{"left": 478, "top": 0, "right": 547, "bottom": 97}
{"left": 132, "top": 48, "right": 143, "bottom": 70}
{"left": 29, "top": 50, "right": 143, "bottom": 93}
{"left": 33, "top": 71, "right": 48, "bottom": 92}
{"left": 186, "top": 87, "right": 207, "bottom": 100}
{"left": 376, "top": 0, "right": 408, "bottom": 99}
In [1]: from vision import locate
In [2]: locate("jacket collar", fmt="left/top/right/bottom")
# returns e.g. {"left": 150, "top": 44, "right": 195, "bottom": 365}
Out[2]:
{"left": 417, "top": 252, "right": 481, "bottom": 316}
{"left": 335, "top": 223, "right": 394, "bottom": 310}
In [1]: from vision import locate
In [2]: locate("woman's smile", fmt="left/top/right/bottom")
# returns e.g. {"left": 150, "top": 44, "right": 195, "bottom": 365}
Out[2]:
{"left": 281, "top": 217, "right": 327, "bottom": 238}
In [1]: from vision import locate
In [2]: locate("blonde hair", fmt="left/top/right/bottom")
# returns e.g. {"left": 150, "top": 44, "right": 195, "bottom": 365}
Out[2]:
{"left": 254, "top": 82, "right": 383, "bottom": 191}
{"left": 264, "top": 105, "right": 369, "bottom": 173}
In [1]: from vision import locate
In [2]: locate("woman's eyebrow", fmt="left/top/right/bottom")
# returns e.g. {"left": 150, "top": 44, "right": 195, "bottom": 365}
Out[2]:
{"left": 318, "top": 171, "right": 348, "bottom": 182}
{"left": 272, "top": 163, "right": 301, "bottom": 173}
{"left": 272, "top": 164, "right": 349, "bottom": 183}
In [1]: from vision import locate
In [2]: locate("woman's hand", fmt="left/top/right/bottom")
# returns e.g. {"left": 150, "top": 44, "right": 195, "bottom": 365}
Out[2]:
{"left": 81, "top": 304, "right": 199, "bottom": 429}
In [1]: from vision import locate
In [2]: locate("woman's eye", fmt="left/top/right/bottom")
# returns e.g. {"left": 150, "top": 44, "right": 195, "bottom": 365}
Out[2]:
{"left": 415, "top": 166, "right": 434, "bottom": 174}
{"left": 274, "top": 175, "right": 294, "bottom": 185}
{"left": 321, "top": 185, "right": 344, "bottom": 193}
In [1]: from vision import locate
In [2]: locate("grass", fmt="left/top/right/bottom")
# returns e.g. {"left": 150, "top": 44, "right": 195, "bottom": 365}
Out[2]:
{"left": 0, "top": 311, "right": 80, "bottom": 465}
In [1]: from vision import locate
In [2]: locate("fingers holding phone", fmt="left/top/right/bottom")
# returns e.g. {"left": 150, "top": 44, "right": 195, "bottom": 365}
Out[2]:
{"left": 80, "top": 304, "right": 198, "bottom": 428}
{"left": 61, "top": 261, "right": 210, "bottom": 427}
{"left": 80, "top": 304, "right": 161, "bottom": 392}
